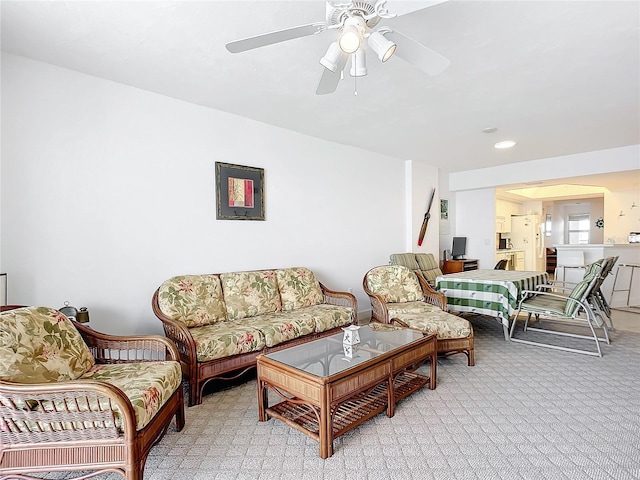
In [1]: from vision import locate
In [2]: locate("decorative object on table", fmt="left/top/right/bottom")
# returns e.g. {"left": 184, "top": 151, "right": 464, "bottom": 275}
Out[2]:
{"left": 342, "top": 343, "right": 357, "bottom": 360}
{"left": 595, "top": 217, "right": 604, "bottom": 229}
{"left": 342, "top": 325, "right": 361, "bottom": 345}
{"left": 58, "top": 301, "right": 77, "bottom": 321}
{"left": 76, "top": 306, "right": 90, "bottom": 323}
{"left": 418, "top": 187, "right": 436, "bottom": 246}
{"left": 215, "top": 162, "right": 265, "bottom": 220}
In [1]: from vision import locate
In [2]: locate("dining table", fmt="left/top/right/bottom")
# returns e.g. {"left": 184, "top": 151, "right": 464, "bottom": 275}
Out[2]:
{"left": 435, "top": 269, "right": 550, "bottom": 340}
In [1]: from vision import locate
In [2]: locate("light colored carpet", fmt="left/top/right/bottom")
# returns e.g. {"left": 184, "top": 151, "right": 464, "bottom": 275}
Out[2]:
{"left": 38, "top": 315, "right": 640, "bottom": 479}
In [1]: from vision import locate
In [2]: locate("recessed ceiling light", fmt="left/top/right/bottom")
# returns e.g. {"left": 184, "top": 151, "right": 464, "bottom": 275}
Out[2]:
{"left": 495, "top": 140, "right": 516, "bottom": 149}
{"left": 482, "top": 127, "right": 497, "bottom": 134}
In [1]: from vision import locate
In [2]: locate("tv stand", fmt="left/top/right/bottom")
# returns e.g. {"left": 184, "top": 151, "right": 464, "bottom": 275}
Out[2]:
{"left": 443, "top": 259, "right": 479, "bottom": 274}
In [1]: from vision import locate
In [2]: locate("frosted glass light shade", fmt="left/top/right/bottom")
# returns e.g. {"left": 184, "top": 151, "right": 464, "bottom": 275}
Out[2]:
{"left": 349, "top": 50, "right": 367, "bottom": 77}
{"left": 368, "top": 31, "right": 396, "bottom": 62}
{"left": 339, "top": 25, "right": 361, "bottom": 54}
{"left": 320, "top": 42, "right": 342, "bottom": 72}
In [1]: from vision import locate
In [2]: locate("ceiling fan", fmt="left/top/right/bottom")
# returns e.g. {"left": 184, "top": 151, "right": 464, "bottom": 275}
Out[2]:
{"left": 225, "top": 0, "right": 450, "bottom": 95}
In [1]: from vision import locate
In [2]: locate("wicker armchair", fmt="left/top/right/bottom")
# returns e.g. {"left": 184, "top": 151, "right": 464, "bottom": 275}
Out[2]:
{"left": 363, "top": 265, "right": 474, "bottom": 366}
{"left": 0, "top": 306, "right": 185, "bottom": 480}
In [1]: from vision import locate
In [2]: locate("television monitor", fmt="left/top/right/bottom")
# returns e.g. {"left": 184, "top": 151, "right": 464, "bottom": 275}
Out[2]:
{"left": 451, "top": 237, "right": 467, "bottom": 260}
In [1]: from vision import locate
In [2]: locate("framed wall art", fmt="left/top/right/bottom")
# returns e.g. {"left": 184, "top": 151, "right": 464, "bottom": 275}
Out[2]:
{"left": 440, "top": 199, "right": 449, "bottom": 220}
{"left": 215, "top": 162, "right": 265, "bottom": 220}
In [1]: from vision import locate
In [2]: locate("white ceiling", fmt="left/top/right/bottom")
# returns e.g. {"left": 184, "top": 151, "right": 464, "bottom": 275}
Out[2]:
{"left": 2, "top": 1, "right": 639, "bottom": 184}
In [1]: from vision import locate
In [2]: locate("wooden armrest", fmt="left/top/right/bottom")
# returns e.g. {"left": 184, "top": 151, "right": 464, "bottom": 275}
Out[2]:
{"left": 73, "top": 320, "right": 180, "bottom": 363}
{"left": 415, "top": 272, "right": 447, "bottom": 311}
{"left": 320, "top": 283, "right": 359, "bottom": 323}
{"left": 364, "top": 292, "right": 390, "bottom": 324}
{"left": 389, "top": 317, "right": 410, "bottom": 328}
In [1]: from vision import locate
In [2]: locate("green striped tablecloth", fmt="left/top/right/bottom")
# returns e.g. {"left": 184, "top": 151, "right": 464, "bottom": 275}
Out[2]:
{"left": 435, "top": 270, "right": 550, "bottom": 327}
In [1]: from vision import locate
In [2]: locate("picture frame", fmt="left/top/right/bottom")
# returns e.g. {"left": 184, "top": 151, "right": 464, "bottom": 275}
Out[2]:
{"left": 440, "top": 199, "right": 449, "bottom": 220}
{"left": 215, "top": 162, "right": 265, "bottom": 221}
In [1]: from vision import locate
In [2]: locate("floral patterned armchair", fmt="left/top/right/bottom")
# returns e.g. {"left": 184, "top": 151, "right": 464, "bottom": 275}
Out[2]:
{"left": 0, "top": 306, "right": 185, "bottom": 480}
{"left": 363, "top": 265, "right": 475, "bottom": 366}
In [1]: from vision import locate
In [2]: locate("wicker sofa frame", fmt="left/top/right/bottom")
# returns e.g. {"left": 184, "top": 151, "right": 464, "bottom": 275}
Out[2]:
{"left": 152, "top": 277, "right": 357, "bottom": 407}
{"left": 0, "top": 307, "right": 185, "bottom": 480}
{"left": 363, "top": 269, "right": 474, "bottom": 366}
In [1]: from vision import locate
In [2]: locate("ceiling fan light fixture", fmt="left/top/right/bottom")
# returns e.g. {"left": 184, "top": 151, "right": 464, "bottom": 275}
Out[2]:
{"left": 320, "top": 42, "right": 342, "bottom": 72}
{"left": 349, "top": 50, "right": 367, "bottom": 77}
{"left": 368, "top": 31, "right": 396, "bottom": 62}
{"left": 339, "top": 17, "right": 364, "bottom": 54}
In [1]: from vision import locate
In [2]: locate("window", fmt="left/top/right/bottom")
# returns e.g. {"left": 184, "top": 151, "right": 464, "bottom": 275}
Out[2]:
{"left": 567, "top": 214, "right": 590, "bottom": 244}
{"left": 545, "top": 214, "right": 552, "bottom": 237}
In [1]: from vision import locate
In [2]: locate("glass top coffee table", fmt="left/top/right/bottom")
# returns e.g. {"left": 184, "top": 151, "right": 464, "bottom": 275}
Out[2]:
{"left": 257, "top": 323, "right": 437, "bottom": 458}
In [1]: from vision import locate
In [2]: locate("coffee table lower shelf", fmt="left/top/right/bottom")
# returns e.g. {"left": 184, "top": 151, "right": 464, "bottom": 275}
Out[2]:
{"left": 265, "top": 371, "right": 428, "bottom": 441}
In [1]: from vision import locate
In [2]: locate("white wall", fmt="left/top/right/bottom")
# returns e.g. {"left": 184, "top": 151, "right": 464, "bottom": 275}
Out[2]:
{"left": 438, "top": 171, "right": 454, "bottom": 263}
{"left": 1, "top": 54, "right": 416, "bottom": 334}
{"left": 405, "top": 160, "right": 440, "bottom": 255}
{"left": 604, "top": 188, "right": 640, "bottom": 243}
{"left": 449, "top": 145, "right": 639, "bottom": 191}
{"left": 454, "top": 188, "right": 496, "bottom": 269}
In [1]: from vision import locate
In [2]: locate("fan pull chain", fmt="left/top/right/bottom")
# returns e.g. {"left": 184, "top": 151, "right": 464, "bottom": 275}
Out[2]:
{"left": 353, "top": 51, "right": 358, "bottom": 96}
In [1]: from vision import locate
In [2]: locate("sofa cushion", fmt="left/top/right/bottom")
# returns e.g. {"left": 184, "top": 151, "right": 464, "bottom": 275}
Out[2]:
{"left": 386, "top": 304, "right": 472, "bottom": 339}
{"left": 365, "top": 265, "right": 423, "bottom": 303}
{"left": 157, "top": 274, "right": 226, "bottom": 327}
{"left": 242, "top": 313, "right": 316, "bottom": 348}
{"left": 79, "top": 361, "right": 182, "bottom": 431}
{"left": 189, "top": 322, "right": 266, "bottom": 362}
{"left": 295, "top": 304, "right": 355, "bottom": 333}
{"left": 415, "top": 253, "right": 443, "bottom": 285}
{"left": 0, "top": 306, "right": 95, "bottom": 383}
{"left": 386, "top": 301, "right": 442, "bottom": 316}
{"left": 221, "top": 270, "right": 282, "bottom": 320}
{"left": 276, "top": 267, "right": 324, "bottom": 311}
{"left": 390, "top": 253, "right": 420, "bottom": 271}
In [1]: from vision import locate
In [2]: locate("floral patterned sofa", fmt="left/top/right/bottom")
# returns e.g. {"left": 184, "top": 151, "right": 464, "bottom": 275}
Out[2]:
{"left": 0, "top": 306, "right": 185, "bottom": 480}
{"left": 363, "top": 265, "right": 474, "bottom": 366}
{"left": 152, "top": 267, "right": 358, "bottom": 406}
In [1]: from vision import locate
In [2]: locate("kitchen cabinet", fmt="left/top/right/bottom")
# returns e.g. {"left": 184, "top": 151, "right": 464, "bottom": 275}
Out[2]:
{"left": 495, "top": 199, "right": 522, "bottom": 233}
{"left": 515, "top": 251, "right": 525, "bottom": 271}
{"left": 494, "top": 250, "right": 525, "bottom": 270}
{"left": 496, "top": 216, "right": 509, "bottom": 233}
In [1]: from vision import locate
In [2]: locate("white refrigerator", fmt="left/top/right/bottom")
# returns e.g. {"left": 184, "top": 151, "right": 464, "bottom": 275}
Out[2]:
{"left": 510, "top": 215, "right": 546, "bottom": 271}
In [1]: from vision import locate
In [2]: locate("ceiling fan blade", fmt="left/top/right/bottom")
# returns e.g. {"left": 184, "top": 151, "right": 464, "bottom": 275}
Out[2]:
{"left": 226, "top": 23, "right": 326, "bottom": 53}
{"left": 315, "top": 53, "right": 348, "bottom": 95}
{"left": 385, "top": 30, "right": 450, "bottom": 76}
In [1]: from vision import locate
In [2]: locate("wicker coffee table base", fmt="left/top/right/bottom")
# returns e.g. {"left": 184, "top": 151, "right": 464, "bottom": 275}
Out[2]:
{"left": 257, "top": 333, "right": 437, "bottom": 458}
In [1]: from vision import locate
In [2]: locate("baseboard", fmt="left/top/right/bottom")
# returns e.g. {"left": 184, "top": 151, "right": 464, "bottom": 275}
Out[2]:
{"left": 358, "top": 309, "right": 371, "bottom": 324}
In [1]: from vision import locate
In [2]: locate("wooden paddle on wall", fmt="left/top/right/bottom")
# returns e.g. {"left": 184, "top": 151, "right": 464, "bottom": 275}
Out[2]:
{"left": 418, "top": 188, "right": 436, "bottom": 246}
